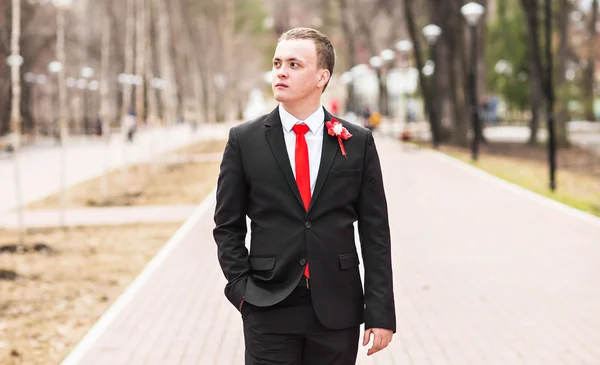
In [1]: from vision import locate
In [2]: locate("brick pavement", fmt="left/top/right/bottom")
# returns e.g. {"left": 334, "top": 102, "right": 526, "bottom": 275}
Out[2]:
{"left": 60, "top": 136, "right": 600, "bottom": 365}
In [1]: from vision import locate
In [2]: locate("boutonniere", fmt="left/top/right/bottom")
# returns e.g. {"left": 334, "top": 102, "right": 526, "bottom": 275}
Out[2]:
{"left": 325, "top": 119, "right": 352, "bottom": 157}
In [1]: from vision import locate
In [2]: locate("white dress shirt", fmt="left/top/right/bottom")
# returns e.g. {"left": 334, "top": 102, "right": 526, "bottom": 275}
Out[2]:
{"left": 279, "top": 104, "right": 324, "bottom": 194}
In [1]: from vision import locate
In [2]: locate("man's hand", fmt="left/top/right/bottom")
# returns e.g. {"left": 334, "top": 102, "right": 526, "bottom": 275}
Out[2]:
{"left": 363, "top": 328, "right": 393, "bottom": 356}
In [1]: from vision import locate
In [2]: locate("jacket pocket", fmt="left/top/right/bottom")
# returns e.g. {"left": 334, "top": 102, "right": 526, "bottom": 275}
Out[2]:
{"left": 338, "top": 252, "right": 360, "bottom": 270}
{"left": 249, "top": 256, "right": 276, "bottom": 271}
{"left": 332, "top": 169, "right": 361, "bottom": 177}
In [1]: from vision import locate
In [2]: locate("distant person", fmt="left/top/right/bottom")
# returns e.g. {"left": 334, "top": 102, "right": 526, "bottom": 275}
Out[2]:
{"left": 124, "top": 110, "right": 136, "bottom": 142}
{"left": 329, "top": 97, "right": 340, "bottom": 115}
{"left": 362, "top": 106, "right": 372, "bottom": 129}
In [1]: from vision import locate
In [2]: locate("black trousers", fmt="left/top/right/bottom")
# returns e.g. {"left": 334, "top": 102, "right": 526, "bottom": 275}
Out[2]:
{"left": 242, "top": 286, "right": 360, "bottom": 365}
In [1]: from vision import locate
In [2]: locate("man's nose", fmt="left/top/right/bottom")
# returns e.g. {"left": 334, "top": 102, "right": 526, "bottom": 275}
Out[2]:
{"left": 277, "top": 67, "right": 288, "bottom": 79}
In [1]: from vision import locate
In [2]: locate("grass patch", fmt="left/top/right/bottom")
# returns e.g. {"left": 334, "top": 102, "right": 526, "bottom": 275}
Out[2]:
{"left": 431, "top": 144, "right": 600, "bottom": 217}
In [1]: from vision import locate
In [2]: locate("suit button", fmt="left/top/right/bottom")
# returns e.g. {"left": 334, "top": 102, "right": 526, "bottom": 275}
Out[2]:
{"left": 305, "top": 221, "right": 312, "bottom": 228}
{"left": 299, "top": 258, "right": 307, "bottom": 265}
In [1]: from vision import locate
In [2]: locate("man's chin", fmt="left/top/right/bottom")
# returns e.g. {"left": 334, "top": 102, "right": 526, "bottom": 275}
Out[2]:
{"left": 273, "top": 93, "right": 290, "bottom": 103}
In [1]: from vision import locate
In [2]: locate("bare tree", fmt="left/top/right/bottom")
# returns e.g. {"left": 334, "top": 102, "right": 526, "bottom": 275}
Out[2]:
{"left": 404, "top": 0, "right": 442, "bottom": 146}
{"left": 583, "top": 0, "right": 598, "bottom": 121}
{"left": 520, "top": 0, "right": 544, "bottom": 144}
{"left": 144, "top": 0, "right": 158, "bottom": 127}
{"left": 155, "top": 0, "right": 178, "bottom": 126}
{"left": 121, "top": 0, "right": 135, "bottom": 123}
{"left": 9, "top": 0, "right": 25, "bottom": 244}
{"left": 100, "top": 5, "right": 112, "bottom": 202}
{"left": 555, "top": 0, "right": 572, "bottom": 145}
{"left": 135, "top": 0, "right": 146, "bottom": 124}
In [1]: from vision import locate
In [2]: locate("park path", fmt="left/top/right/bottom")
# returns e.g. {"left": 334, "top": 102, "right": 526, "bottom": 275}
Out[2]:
{"left": 59, "top": 136, "right": 600, "bottom": 365}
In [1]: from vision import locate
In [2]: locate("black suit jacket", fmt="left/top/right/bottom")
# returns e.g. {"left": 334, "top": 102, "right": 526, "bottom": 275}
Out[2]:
{"left": 213, "top": 106, "right": 396, "bottom": 332}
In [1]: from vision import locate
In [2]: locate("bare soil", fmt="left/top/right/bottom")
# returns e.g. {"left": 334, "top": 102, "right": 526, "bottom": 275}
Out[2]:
{"left": 0, "top": 223, "right": 182, "bottom": 365}
{"left": 25, "top": 139, "right": 226, "bottom": 209}
{"left": 1, "top": 139, "right": 226, "bottom": 364}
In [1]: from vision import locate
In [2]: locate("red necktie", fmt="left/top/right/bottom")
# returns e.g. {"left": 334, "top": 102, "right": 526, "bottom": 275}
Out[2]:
{"left": 292, "top": 123, "right": 311, "bottom": 279}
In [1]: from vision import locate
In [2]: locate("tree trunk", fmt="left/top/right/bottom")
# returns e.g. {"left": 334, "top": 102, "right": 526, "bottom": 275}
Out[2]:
{"left": 438, "top": 0, "right": 468, "bottom": 145}
{"left": 174, "top": 0, "right": 203, "bottom": 124}
{"left": 10, "top": 0, "right": 25, "bottom": 244}
{"left": 584, "top": 0, "right": 598, "bottom": 121}
{"left": 429, "top": 0, "right": 452, "bottom": 138}
{"left": 9, "top": 0, "right": 22, "bottom": 148}
{"left": 155, "top": 0, "right": 178, "bottom": 126}
{"left": 339, "top": 0, "right": 356, "bottom": 113}
{"left": 521, "top": 0, "right": 544, "bottom": 144}
{"left": 144, "top": 0, "right": 158, "bottom": 127}
{"left": 555, "top": 0, "right": 571, "bottom": 146}
{"left": 221, "top": 0, "right": 235, "bottom": 122}
{"left": 100, "top": 11, "right": 112, "bottom": 202}
{"left": 121, "top": 0, "right": 135, "bottom": 125}
{"left": 477, "top": 0, "right": 487, "bottom": 101}
{"left": 135, "top": 0, "right": 146, "bottom": 124}
{"left": 78, "top": 0, "right": 89, "bottom": 134}
{"left": 404, "top": 0, "right": 441, "bottom": 147}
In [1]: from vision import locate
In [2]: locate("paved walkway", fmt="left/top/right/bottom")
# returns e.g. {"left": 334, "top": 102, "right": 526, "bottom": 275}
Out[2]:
{"left": 60, "top": 136, "right": 600, "bottom": 365}
{"left": 0, "top": 123, "right": 233, "bottom": 214}
{"left": 0, "top": 205, "right": 198, "bottom": 228}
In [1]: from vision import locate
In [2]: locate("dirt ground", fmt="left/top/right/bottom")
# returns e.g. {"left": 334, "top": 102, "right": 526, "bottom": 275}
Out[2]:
{"left": 1, "top": 139, "right": 227, "bottom": 364}
{"left": 169, "top": 138, "right": 226, "bottom": 156}
{"left": 25, "top": 139, "right": 226, "bottom": 209}
{"left": 0, "top": 223, "right": 182, "bottom": 365}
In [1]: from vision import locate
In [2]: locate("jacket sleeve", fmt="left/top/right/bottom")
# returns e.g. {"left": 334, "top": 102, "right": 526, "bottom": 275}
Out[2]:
{"left": 357, "top": 130, "right": 396, "bottom": 332}
{"left": 213, "top": 127, "right": 250, "bottom": 310}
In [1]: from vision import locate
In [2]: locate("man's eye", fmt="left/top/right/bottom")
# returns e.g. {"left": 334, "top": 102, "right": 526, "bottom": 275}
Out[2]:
{"left": 291, "top": 62, "right": 298, "bottom": 67}
{"left": 273, "top": 61, "right": 280, "bottom": 67}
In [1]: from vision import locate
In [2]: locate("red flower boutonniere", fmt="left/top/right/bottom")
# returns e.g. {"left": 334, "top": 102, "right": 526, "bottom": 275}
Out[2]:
{"left": 325, "top": 118, "right": 352, "bottom": 157}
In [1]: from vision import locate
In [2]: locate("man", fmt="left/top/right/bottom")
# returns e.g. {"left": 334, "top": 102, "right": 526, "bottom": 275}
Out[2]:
{"left": 214, "top": 27, "right": 395, "bottom": 364}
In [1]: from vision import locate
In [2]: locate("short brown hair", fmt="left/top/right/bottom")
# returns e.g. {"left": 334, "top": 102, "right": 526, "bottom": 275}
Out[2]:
{"left": 278, "top": 27, "right": 336, "bottom": 92}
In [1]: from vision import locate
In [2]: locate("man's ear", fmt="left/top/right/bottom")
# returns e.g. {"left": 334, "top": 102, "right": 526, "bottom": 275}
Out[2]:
{"left": 318, "top": 70, "right": 331, "bottom": 88}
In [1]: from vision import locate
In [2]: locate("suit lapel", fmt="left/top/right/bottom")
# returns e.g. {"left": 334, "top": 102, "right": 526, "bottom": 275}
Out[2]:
{"left": 264, "top": 108, "right": 305, "bottom": 210}
{"left": 308, "top": 108, "right": 337, "bottom": 213}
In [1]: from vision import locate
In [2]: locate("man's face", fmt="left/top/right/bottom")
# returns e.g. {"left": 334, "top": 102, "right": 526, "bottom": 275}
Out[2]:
{"left": 272, "top": 39, "right": 328, "bottom": 104}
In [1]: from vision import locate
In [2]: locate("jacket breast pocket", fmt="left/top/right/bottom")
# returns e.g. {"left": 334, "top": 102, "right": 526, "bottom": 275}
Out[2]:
{"left": 338, "top": 252, "right": 360, "bottom": 270}
{"left": 332, "top": 169, "right": 361, "bottom": 178}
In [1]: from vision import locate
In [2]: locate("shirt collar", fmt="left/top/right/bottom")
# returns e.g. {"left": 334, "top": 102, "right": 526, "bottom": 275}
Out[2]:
{"left": 279, "top": 104, "right": 324, "bottom": 134}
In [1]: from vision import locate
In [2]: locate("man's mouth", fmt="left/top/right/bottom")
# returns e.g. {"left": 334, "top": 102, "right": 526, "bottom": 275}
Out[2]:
{"left": 275, "top": 83, "right": 288, "bottom": 88}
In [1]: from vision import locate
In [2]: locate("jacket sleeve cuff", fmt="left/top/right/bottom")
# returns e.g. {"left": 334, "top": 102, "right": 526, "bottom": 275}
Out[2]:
{"left": 224, "top": 276, "right": 248, "bottom": 310}
{"left": 365, "top": 309, "right": 397, "bottom": 333}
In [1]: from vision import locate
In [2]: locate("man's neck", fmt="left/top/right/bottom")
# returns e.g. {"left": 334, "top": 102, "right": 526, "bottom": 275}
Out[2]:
{"left": 280, "top": 99, "right": 322, "bottom": 121}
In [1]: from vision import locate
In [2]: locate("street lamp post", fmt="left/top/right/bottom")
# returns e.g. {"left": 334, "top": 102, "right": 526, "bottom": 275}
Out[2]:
{"left": 461, "top": 2, "right": 485, "bottom": 161}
